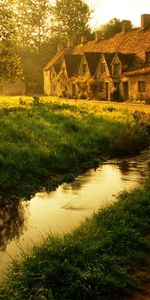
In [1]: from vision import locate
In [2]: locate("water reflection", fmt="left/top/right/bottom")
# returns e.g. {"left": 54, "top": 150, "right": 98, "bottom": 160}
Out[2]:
{"left": 0, "top": 201, "right": 26, "bottom": 251}
{"left": 62, "top": 173, "right": 93, "bottom": 194}
{"left": 0, "top": 151, "right": 149, "bottom": 275}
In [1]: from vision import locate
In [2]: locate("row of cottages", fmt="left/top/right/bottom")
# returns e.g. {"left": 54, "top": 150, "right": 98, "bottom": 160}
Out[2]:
{"left": 43, "top": 14, "right": 150, "bottom": 101}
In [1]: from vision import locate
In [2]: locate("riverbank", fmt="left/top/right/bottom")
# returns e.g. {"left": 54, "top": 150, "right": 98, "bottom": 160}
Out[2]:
{"left": 0, "top": 96, "right": 150, "bottom": 200}
{"left": 0, "top": 163, "right": 149, "bottom": 299}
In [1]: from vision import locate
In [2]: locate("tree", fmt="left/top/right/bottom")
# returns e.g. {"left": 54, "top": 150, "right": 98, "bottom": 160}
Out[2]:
{"left": 0, "top": 44, "right": 23, "bottom": 84}
{"left": 11, "top": 0, "right": 52, "bottom": 49}
{"left": 50, "top": 0, "right": 91, "bottom": 44}
{"left": 0, "top": 0, "right": 15, "bottom": 42}
{"left": 99, "top": 18, "right": 123, "bottom": 39}
{"left": 0, "top": 0, "right": 23, "bottom": 84}
{"left": 7, "top": 0, "right": 55, "bottom": 93}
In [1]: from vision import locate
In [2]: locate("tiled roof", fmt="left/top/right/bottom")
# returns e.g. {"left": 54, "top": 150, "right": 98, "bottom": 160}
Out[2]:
{"left": 84, "top": 52, "right": 101, "bottom": 75}
{"left": 73, "top": 28, "right": 150, "bottom": 60}
{"left": 43, "top": 26, "right": 150, "bottom": 78}
{"left": 64, "top": 54, "right": 82, "bottom": 78}
{"left": 122, "top": 65, "right": 150, "bottom": 76}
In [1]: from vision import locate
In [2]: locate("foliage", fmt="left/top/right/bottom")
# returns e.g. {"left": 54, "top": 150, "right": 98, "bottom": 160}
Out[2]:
{"left": 0, "top": 0, "right": 23, "bottom": 84}
{"left": 11, "top": 0, "right": 52, "bottom": 48}
{"left": 50, "top": 0, "right": 91, "bottom": 45}
{"left": 99, "top": 18, "right": 123, "bottom": 39}
{"left": 72, "top": 75, "right": 97, "bottom": 99}
{"left": 0, "top": 168, "right": 150, "bottom": 299}
{"left": 0, "top": 0, "right": 15, "bottom": 42}
{"left": 0, "top": 97, "right": 149, "bottom": 199}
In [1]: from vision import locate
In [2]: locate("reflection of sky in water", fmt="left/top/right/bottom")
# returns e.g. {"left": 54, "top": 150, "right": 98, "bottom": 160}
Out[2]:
{"left": 0, "top": 152, "right": 149, "bottom": 275}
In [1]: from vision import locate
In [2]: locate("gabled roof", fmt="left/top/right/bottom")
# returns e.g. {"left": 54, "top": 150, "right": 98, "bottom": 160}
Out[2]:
{"left": 43, "top": 48, "right": 71, "bottom": 71}
{"left": 103, "top": 53, "right": 116, "bottom": 73}
{"left": 64, "top": 54, "right": 82, "bottom": 78}
{"left": 116, "top": 53, "right": 136, "bottom": 65}
{"left": 84, "top": 52, "right": 101, "bottom": 76}
{"left": 43, "top": 51, "right": 63, "bottom": 71}
{"left": 73, "top": 28, "right": 150, "bottom": 60}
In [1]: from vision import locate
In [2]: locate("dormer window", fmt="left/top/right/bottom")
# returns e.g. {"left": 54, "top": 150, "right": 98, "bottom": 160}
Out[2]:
{"left": 113, "top": 63, "right": 120, "bottom": 76}
{"left": 145, "top": 51, "right": 150, "bottom": 63}
{"left": 100, "top": 63, "right": 105, "bottom": 73}
{"left": 82, "top": 63, "right": 87, "bottom": 75}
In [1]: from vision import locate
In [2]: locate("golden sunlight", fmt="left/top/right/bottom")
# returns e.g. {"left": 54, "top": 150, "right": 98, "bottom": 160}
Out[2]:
{"left": 86, "top": 0, "right": 150, "bottom": 29}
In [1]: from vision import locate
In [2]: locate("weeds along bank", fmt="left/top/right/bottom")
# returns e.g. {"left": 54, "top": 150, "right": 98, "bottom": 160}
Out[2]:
{"left": 0, "top": 164, "right": 150, "bottom": 299}
{"left": 0, "top": 96, "right": 150, "bottom": 200}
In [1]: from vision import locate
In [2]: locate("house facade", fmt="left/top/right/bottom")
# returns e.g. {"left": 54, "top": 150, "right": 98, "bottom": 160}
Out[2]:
{"left": 43, "top": 14, "right": 150, "bottom": 102}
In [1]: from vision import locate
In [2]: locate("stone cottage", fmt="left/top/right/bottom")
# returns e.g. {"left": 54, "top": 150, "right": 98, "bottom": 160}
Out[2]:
{"left": 43, "top": 14, "right": 150, "bottom": 101}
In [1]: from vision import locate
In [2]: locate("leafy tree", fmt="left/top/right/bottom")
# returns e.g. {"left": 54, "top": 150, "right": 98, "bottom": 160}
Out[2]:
{"left": 0, "top": 0, "right": 15, "bottom": 42}
{"left": 0, "top": 0, "right": 23, "bottom": 84}
{"left": 50, "top": 0, "right": 91, "bottom": 44}
{"left": 8, "top": 0, "right": 55, "bottom": 93}
{"left": 99, "top": 18, "right": 123, "bottom": 39}
{"left": 0, "top": 44, "right": 23, "bottom": 84}
{"left": 11, "top": 0, "right": 52, "bottom": 49}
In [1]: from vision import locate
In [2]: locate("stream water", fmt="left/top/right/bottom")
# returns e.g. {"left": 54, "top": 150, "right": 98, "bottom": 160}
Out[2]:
{"left": 0, "top": 151, "right": 149, "bottom": 276}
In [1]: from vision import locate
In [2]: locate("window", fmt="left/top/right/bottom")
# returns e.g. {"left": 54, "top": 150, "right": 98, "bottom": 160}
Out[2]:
{"left": 82, "top": 63, "right": 87, "bottom": 74}
{"left": 145, "top": 51, "right": 150, "bottom": 63}
{"left": 113, "top": 64, "right": 120, "bottom": 76}
{"left": 100, "top": 63, "right": 105, "bottom": 73}
{"left": 138, "top": 81, "right": 146, "bottom": 93}
{"left": 98, "top": 82, "right": 105, "bottom": 93}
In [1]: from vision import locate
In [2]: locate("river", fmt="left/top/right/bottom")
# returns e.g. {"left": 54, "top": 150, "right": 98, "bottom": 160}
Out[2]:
{"left": 0, "top": 151, "right": 149, "bottom": 276}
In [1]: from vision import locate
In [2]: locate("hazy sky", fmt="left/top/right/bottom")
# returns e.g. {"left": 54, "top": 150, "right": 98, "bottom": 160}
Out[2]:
{"left": 86, "top": 0, "right": 150, "bottom": 29}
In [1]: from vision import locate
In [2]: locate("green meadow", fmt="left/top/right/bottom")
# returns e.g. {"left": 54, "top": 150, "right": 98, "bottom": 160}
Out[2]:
{"left": 0, "top": 96, "right": 150, "bottom": 299}
{"left": 0, "top": 96, "right": 149, "bottom": 200}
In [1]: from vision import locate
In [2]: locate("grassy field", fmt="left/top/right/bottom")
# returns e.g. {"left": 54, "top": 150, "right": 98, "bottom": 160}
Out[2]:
{"left": 0, "top": 96, "right": 150, "bottom": 200}
{"left": 0, "top": 165, "right": 149, "bottom": 300}
{"left": 0, "top": 96, "right": 150, "bottom": 299}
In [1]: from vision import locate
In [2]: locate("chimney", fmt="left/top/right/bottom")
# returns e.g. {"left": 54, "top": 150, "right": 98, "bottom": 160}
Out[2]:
{"left": 122, "top": 20, "right": 132, "bottom": 33}
{"left": 58, "top": 42, "right": 64, "bottom": 52}
{"left": 141, "top": 14, "right": 150, "bottom": 30}
{"left": 81, "top": 36, "right": 86, "bottom": 45}
{"left": 94, "top": 31, "right": 102, "bottom": 42}
{"left": 67, "top": 36, "right": 73, "bottom": 47}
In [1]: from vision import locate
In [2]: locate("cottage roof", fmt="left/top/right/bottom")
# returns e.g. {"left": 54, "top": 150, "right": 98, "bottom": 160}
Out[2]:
{"left": 84, "top": 52, "right": 101, "bottom": 76}
{"left": 43, "top": 48, "right": 72, "bottom": 71}
{"left": 73, "top": 28, "right": 150, "bottom": 60}
{"left": 43, "top": 51, "right": 63, "bottom": 71}
{"left": 122, "top": 65, "right": 150, "bottom": 76}
{"left": 64, "top": 54, "right": 82, "bottom": 78}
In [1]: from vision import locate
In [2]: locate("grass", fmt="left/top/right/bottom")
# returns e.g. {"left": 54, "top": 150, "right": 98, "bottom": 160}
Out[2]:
{"left": 0, "top": 164, "right": 149, "bottom": 299}
{"left": 0, "top": 96, "right": 150, "bottom": 200}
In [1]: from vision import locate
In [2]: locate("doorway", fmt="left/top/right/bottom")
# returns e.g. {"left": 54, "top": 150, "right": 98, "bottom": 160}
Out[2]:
{"left": 123, "top": 82, "right": 129, "bottom": 100}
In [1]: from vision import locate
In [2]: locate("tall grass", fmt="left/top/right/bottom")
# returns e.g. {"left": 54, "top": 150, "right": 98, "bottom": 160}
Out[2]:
{"left": 0, "top": 97, "right": 149, "bottom": 199}
{"left": 0, "top": 165, "right": 150, "bottom": 299}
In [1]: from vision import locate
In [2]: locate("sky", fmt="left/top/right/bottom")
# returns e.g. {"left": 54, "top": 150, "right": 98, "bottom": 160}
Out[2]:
{"left": 85, "top": 0, "right": 150, "bottom": 29}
